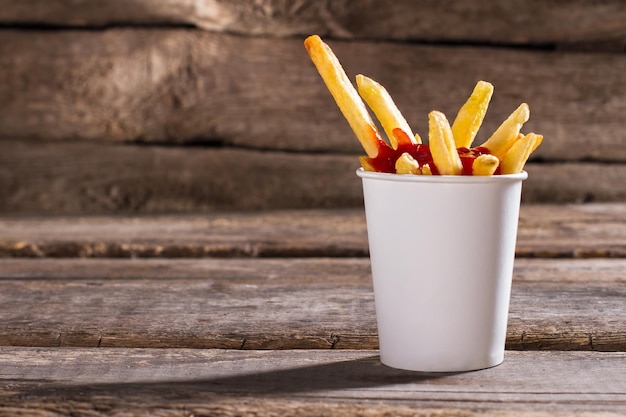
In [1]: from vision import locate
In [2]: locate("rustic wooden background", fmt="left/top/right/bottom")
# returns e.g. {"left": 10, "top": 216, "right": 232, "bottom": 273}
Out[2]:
{"left": 0, "top": 0, "right": 625, "bottom": 214}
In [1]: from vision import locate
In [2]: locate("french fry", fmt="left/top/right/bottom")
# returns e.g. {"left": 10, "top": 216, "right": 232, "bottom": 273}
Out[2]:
{"left": 356, "top": 74, "right": 419, "bottom": 148}
{"left": 395, "top": 152, "right": 420, "bottom": 174}
{"left": 478, "top": 103, "right": 530, "bottom": 159}
{"left": 530, "top": 132, "right": 543, "bottom": 153}
{"left": 500, "top": 133, "right": 543, "bottom": 174}
{"left": 428, "top": 111, "right": 463, "bottom": 175}
{"left": 421, "top": 163, "right": 433, "bottom": 175}
{"left": 472, "top": 154, "right": 500, "bottom": 176}
{"left": 304, "top": 35, "right": 384, "bottom": 158}
{"left": 451, "top": 81, "right": 494, "bottom": 149}
{"left": 359, "top": 156, "right": 377, "bottom": 172}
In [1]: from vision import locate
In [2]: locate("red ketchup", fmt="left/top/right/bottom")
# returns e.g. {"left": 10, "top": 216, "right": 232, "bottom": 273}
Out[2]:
{"left": 364, "top": 143, "right": 500, "bottom": 175}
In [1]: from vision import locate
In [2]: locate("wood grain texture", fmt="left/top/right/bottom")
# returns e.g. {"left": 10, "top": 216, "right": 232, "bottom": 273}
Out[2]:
{"left": 0, "top": 141, "right": 361, "bottom": 213}
{"left": 1, "top": 0, "right": 625, "bottom": 47}
{"left": 1, "top": 141, "right": 626, "bottom": 215}
{"left": 0, "top": 348, "right": 624, "bottom": 415}
{"left": 0, "top": 30, "right": 624, "bottom": 162}
{"left": 0, "top": 209, "right": 370, "bottom": 258}
{"left": 523, "top": 163, "right": 626, "bottom": 204}
{"left": 0, "top": 258, "right": 623, "bottom": 351}
{"left": 515, "top": 203, "right": 626, "bottom": 258}
{"left": 1, "top": 205, "right": 625, "bottom": 258}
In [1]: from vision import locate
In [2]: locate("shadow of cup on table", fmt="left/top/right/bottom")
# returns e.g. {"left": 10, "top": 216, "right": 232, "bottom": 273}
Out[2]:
{"left": 16, "top": 354, "right": 464, "bottom": 402}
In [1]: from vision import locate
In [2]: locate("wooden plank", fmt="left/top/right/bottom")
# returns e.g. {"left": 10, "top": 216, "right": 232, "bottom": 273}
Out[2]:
{"left": 0, "top": 31, "right": 624, "bottom": 162}
{"left": 524, "top": 163, "right": 626, "bottom": 204}
{"left": 1, "top": 142, "right": 626, "bottom": 215}
{"left": 0, "top": 0, "right": 624, "bottom": 47}
{"left": 0, "top": 141, "right": 361, "bottom": 213}
{"left": 516, "top": 203, "right": 626, "bottom": 258}
{"left": 0, "top": 348, "right": 624, "bottom": 415}
{"left": 0, "top": 258, "right": 623, "bottom": 351}
{"left": 1, "top": 205, "right": 625, "bottom": 258}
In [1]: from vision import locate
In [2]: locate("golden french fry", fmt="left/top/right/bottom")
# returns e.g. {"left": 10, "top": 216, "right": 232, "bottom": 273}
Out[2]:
{"left": 451, "top": 81, "right": 494, "bottom": 149}
{"left": 500, "top": 133, "right": 543, "bottom": 174}
{"left": 530, "top": 133, "right": 543, "bottom": 153}
{"left": 478, "top": 103, "right": 530, "bottom": 159}
{"left": 421, "top": 163, "right": 433, "bottom": 175}
{"left": 472, "top": 154, "right": 500, "bottom": 176}
{"left": 395, "top": 152, "right": 420, "bottom": 174}
{"left": 359, "top": 156, "right": 377, "bottom": 172}
{"left": 304, "top": 35, "right": 384, "bottom": 158}
{"left": 356, "top": 74, "right": 418, "bottom": 148}
{"left": 428, "top": 111, "right": 463, "bottom": 175}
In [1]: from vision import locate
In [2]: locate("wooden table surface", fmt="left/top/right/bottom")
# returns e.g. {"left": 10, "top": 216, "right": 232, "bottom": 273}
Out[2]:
{"left": 1, "top": 204, "right": 625, "bottom": 416}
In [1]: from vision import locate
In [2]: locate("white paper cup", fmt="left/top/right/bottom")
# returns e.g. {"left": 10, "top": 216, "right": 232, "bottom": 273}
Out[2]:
{"left": 357, "top": 168, "right": 527, "bottom": 372}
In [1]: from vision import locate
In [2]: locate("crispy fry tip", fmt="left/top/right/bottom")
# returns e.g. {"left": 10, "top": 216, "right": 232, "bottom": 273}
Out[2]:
{"left": 303, "top": 34, "right": 320, "bottom": 52}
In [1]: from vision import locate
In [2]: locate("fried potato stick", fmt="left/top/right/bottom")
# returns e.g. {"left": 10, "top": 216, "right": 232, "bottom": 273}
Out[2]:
{"left": 429, "top": 111, "right": 463, "bottom": 175}
{"left": 395, "top": 152, "right": 420, "bottom": 174}
{"left": 359, "top": 156, "right": 377, "bottom": 172}
{"left": 304, "top": 35, "right": 383, "bottom": 158}
{"left": 472, "top": 154, "right": 500, "bottom": 176}
{"left": 421, "top": 163, "right": 433, "bottom": 175}
{"left": 451, "top": 81, "right": 494, "bottom": 149}
{"left": 501, "top": 133, "right": 543, "bottom": 174}
{"left": 357, "top": 75, "right": 419, "bottom": 148}
{"left": 478, "top": 103, "right": 530, "bottom": 159}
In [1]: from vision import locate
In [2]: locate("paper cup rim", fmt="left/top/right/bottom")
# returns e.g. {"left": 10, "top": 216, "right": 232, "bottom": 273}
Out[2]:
{"left": 356, "top": 168, "right": 528, "bottom": 183}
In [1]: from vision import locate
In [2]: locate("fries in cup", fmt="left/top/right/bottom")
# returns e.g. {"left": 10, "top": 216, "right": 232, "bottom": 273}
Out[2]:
{"left": 304, "top": 35, "right": 542, "bottom": 175}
